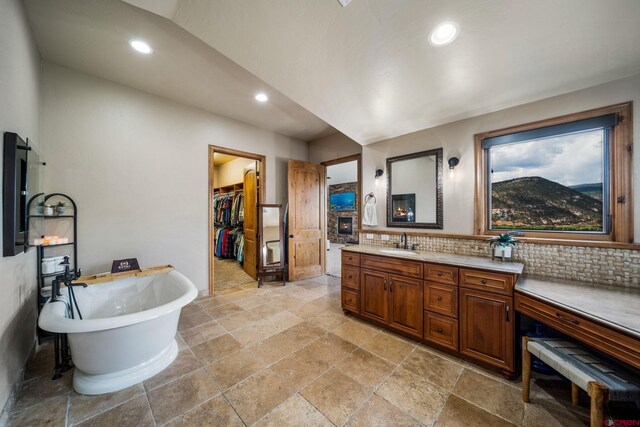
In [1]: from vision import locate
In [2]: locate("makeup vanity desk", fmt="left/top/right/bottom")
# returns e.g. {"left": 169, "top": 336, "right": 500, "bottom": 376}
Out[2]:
{"left": 515, "top": 276, "right": 640, "bottom": 370}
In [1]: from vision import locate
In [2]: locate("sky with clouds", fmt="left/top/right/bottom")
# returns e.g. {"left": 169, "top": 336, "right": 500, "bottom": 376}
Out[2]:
{"left": 490, "top": 129, "right": 604, "bottom": 186}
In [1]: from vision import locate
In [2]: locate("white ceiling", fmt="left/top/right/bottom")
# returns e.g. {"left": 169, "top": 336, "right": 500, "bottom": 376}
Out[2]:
{"left": 327, "top": 160, "right": 358, "bottom": 185}
{"left": 23, "top": 0, "right": 335, "bottom": 142}
{"left": 24, "top": 1, "right": 640, "bottom": 147}
{"left": 130, "top": 0, "right": 640, "bottom": 145}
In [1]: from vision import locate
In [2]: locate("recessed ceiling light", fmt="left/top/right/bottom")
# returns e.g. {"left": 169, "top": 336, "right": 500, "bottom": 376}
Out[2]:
{"left": 129, "top": 39, "right": 153, "bottom": 54}
{"left": 428, "top": 21, "right": 459, "bottom": 47}
{"left": 254, "top": 93, "right": 269, "bottom": 102}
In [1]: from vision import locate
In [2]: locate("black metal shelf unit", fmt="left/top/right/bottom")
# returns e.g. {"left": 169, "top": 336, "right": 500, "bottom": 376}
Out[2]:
{"left": 26, "top": 193, "right": 78, "bottom": 343}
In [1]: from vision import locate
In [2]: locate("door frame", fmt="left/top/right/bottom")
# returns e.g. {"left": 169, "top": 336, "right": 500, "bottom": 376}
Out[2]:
{"left": 321, "top": 154, "right": 362, "bottom": 274}
{"left": 208, "top": 145, "right": 266, "bottom": 295}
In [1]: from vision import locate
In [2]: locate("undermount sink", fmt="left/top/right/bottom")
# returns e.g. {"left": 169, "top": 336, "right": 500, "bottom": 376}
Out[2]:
{"left": 379, "top": 249, "right": 419, "bottom": 256}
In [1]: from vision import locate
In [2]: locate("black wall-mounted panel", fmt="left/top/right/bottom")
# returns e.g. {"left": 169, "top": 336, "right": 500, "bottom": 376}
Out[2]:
{"left": 3, "top": 132, "right": 29, "bottom": 256}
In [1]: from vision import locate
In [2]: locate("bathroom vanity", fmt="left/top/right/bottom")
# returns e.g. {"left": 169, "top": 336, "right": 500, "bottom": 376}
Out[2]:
{"left": 341, "top": 245, "right": 524, "bottom": 377}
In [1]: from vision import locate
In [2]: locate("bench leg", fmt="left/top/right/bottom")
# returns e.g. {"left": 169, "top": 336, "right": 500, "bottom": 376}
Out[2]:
{"left": 588, "top": 381, "right": 608, "bottom": 427}
{"left": 522, "top": 336, "right": 532, "bottom": 403}
{"left": 571, "top": 383, "right": 580, "bottom": 406}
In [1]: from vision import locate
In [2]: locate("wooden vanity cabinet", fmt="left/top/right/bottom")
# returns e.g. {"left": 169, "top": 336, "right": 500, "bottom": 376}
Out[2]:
{"left": 341, "top": 250, "right": 518, "bottom": 376}
{"left": 459, "top": 271, "right": 515, "bottom": 373}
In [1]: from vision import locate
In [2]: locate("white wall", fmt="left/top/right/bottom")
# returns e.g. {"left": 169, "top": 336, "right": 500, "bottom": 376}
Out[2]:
{"left": 362, "top": 73, "right": 640, "bottom": 241}
{"left": 309, "top": 132, "right": 361, "bottom": 164}
{"left": 0, "top": 0, "right": 41, "bottom": 416}
{"left": 41, "top": 63, "right": 308, "bottom": 292}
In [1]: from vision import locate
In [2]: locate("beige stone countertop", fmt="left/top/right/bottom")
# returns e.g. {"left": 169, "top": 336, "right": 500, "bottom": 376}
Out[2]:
{"left": 340, "top": 244, "right": 524, "bottom": 274}
{"left": 516, "top": 275, "right": 640, "bottom": 340}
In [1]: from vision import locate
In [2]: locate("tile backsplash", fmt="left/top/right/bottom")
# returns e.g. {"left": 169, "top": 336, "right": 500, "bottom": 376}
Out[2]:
{"left": 358, "top": 232, "right": 640, "bottom": 289}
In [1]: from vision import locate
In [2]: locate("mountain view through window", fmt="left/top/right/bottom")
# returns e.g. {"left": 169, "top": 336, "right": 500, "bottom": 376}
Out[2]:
{"left": 489, "top": 129, "right": 606, "bottom": 232}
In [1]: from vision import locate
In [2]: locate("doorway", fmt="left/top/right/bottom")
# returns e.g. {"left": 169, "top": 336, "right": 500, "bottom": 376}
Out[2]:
{"left": 323, "top": 155, "right": 361, "bottom": 278}
{"left": 208, "top": 146, "right": 265, "bottom": 295}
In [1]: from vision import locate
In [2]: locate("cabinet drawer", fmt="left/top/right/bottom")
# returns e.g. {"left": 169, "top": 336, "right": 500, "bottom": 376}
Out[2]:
{"left": 460, "top": 268, "right": 514, "bottom": 295}
{"left": 425, "top": 263, "right": 458, "bottom": 286}
{"left": 342, "top": 265, "right": 360, "bottom": 290}
{"left": 342, "top": 251, "right": 360, "bottom": 267}
{"left": 341, "top": 289, "right": 359, "bottom": 313}
{"left": 424, "top": 311, "right": 458, "bottom": 351}
{"left": 424, "top": 282, "right": 458, "bottom": 318}
{"left": 361, "top": 254, "right": 423, "bottom": 279}
{"left": 515, "top": 293, "right": 640, "bottom": 370}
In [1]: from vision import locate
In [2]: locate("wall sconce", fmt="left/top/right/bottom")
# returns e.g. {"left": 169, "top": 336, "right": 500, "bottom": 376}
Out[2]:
{"left": 448, "top": 157, "right": 459, "bottom": 170}
{"left": 375, "top": 168, "right": 384, "bottom": 187}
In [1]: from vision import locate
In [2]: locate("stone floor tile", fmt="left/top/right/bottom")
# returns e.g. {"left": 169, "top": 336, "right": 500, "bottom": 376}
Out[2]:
{"left": 163, "top": 395, "right": 244, "bottom": 427}
{"left": 301, "top": 333, "right": 358, "bottom": 365}
{"left": 452, "top": 368, "right": 524, "bottom": 425}
{"left": 301, "top": 368, "right": 371, "bottom": 427}
{"left": 400, "top": 347, "right": 463, "bottom": 391}
{"left": 12, "top": 372, "right": 72, "bottom": 412}
{"left": 346, "top": 394, "right": 420, "bottom": 427}
{"left": 376, "top": 368, "right": 449, "bottom": 426}
{"left": 224, "top": 368, "right": 296, "bottom": 425}
{"left": 147, "top": 368, "right": 219, "bottom": 425}
{"left": 143, "top": 349, "right": 201, "bottom": 391}
{"left": 204, "top": 302, "right": 244, "bottom": 320}
{"left": 23, "top": 342, "right": 55, "bottom": 381}
{"left": 177, "top": 310, "right": 213, "bottom": 332}
{"left": 255, "top": 393, "right": 333, "bottom": 427}
{"left": 249, "top": 321, "right": 326, "bottom": 364}
{"left": 522, "top": 400, "right": 589, "bottom": 427}
{"left": 69, "top": 383, "right": 145, "bottom": 424}
{"left": 204, "top": 348, "right": 265, "bottom": 391}
{"left": 335, "top": 348, "right": 395, "bottom": 389}
{"left": 361, "top": 332, "right": 415, "bottom": 365}
{"left": 231, "top": 311, "right": 303, "bottom": 346}
{"left": 190, "top": 334, "right": 243, "bottom": 364}
{"left": 175, "top": 333, "right": 188, "bottom": 352}
{"left": 271, "top": 347, "right": 332, "bottom": 390}
{"left": 76, "top": 395, "right": 154, "bottom": 427}
{"left": 332, "top": 319, "right": 380, "bottom": 346}
{"left": 307, "top": 310, "right": 350, "bottom": 331}
{"left": 7, "top": 395, "right": 68, "bottom": 427}
{"left": 180, "top": 321, "right": 227, "bottom": 347}
{"left": 217, "top": 310, "right": 258, "bottom": 332}
{"left": 435, "top": 394, "right": 515, "bottom": 426}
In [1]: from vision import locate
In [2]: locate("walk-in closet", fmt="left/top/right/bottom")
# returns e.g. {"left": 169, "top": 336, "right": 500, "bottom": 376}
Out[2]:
{"left": 210, "top": 149, "right": 262, "bottom": 292}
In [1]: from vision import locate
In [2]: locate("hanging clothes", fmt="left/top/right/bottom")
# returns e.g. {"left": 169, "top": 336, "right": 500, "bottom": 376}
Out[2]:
{"left": 213, "top": 191, "right": 244, "bottom": 227}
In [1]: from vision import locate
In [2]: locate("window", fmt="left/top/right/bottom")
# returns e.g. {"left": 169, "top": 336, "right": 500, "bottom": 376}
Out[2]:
{"left": 474, "top": 103, "right": 633, "bottom": 243}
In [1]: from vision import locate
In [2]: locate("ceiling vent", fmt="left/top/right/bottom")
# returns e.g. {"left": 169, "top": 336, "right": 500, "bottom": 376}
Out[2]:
{"left": 337, "top": 0, "right": 352, "bottom": 7}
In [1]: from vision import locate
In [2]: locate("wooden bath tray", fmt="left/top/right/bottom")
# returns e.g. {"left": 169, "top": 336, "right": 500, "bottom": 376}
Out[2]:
{"left": 71, "top": 265, "right": 174, "bottom": 285}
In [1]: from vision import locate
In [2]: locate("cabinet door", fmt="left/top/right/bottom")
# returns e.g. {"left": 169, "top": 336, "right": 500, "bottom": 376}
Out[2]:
{"left": 389, "top": 275, "right": 423, "bottom": 338}
{"left": 360, "top": 269, "right": 389, "bottom": 324}
{"left": 459, "top": 288, "right": 514, "bottom": 372}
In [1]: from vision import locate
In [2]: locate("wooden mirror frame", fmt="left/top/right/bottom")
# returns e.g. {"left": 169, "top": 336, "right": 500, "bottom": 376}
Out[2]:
{"left": 386, "top": 148, "right": 443, "bottom": 229}
{"left": 259, "top": 203, "right": 284, "bottom": 269}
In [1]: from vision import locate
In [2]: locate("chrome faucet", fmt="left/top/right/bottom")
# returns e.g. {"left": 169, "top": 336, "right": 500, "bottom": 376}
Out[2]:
{"left": 402, "top": 233, "right": 408, "bottom": 250}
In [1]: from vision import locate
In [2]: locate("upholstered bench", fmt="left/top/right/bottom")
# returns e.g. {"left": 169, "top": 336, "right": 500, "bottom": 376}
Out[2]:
{"left": 522, "top": 336, "right": 640, "bottom": 427}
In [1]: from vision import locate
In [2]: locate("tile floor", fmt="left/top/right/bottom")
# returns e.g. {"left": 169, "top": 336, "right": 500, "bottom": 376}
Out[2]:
{"left": 5, "top": 275, "right": 636, "bottom": 426}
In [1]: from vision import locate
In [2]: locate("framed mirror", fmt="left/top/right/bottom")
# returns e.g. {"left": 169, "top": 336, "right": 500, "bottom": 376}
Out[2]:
{"left": 258, "top": 204, "right": 284, "bottom": 285}
{"left": 386, "top": 148, "right": 443, "bottom": 229}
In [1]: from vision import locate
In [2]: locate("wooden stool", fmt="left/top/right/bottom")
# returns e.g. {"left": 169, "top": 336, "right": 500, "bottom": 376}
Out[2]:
{"left": 522, "top": 336, "right": 640, "bottom": 427}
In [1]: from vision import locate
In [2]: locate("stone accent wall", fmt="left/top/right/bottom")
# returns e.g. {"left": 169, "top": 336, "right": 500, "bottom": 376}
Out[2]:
{"left": 328, "top": 182, "right": 358, "bottom": 244}
{"left": 358, "top": 232, "right": 640, "bottom": 289}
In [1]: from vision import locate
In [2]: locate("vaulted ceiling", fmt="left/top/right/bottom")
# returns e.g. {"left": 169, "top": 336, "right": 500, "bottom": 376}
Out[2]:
{"left": 25, "top": 0, "right": 640, "bottom": 145}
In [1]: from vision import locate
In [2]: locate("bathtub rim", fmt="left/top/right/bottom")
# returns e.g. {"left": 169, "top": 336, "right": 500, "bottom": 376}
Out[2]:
{"left": 38, "top": 270, "right": 198, "bottom": 334}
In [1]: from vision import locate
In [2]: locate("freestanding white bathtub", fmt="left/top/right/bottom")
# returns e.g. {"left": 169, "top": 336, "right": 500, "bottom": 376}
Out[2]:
{"left": 38, "top": 270, "right": 198, "bottom": 395}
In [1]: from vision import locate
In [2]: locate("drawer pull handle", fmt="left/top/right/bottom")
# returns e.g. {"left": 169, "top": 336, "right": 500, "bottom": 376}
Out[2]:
{"left": 506, "top": 305, "right": 510, "bottom": 321}
{"left": 384, "top": 280, "right": 387, "bottom": 291}
{"left": 390, "top": 280, "right": 393, "bottom": 292}
{"left": 436, "top": 296, "right": 443, "bottom": 301}
{"left": 348, "top": 275, "right": 352, "bottom": 279}
{"left": 481, "top": 279, "right": 487, "bottom": 284}
{"left": 556, "top": 312, "right": 580, "bottom": 325}
{"left": 437, "top": 272, "right": 443, "bottom": 276}
{"left": 436, "top": 328, "right": 443, "bottom": 333}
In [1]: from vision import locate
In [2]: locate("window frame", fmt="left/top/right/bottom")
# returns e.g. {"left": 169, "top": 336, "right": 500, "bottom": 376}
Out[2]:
{"left": 474, "top": 102, "right": 633, "bottom": 243}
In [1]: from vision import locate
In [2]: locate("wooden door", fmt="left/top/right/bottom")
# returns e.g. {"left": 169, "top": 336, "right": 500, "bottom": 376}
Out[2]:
{"left": 360, "top": 269, "right": 389, "bottom": 324}
{"left": 243, "top": 162, "right": 258, "bottom": 279}
{"left": 287, "top": 160, "right": 325, "bottom": 281}
{"left": 389, "top": 275, "right": 423, "bottom": 338}
{"left": 459, "top": 288, "right": 514, "bottom": 371}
